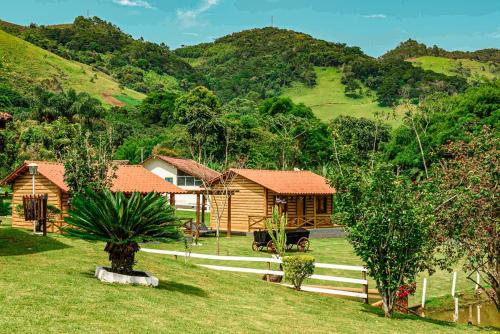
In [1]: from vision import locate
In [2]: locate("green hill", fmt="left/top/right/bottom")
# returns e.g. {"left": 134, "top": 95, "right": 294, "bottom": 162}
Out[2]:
{"left": 175, "top": 27, "right": 368, "bottom": 102}
{"left": 282, "top": 67, "right": 396, "bottom": 124}
{"left": 0, "top": 29, "right": 144, "bottom": 107}
{"left": 407, "top": 56, "right": 500, "bottom": 82}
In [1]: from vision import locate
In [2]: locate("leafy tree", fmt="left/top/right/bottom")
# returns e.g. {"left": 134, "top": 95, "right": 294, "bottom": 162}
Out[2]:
{"left": 64, "top": 189, "right": 180, "bottom": 275}
{"left": 428, "top": 128, "right": 499, "bottom": 310}
{"left": 140, "top": 91, "right": 178, "bottom": 125}
{"left": 63, "top": 129, "right": 116, "bottom": 196}
{"left": 174, "top": 86, "right": 222, "bottom": 161}
{"left": 330, "top": 162, "right": 433, "bottom": 317}
{"left": 385, "top": 83, "right": 500, "bottom": 176}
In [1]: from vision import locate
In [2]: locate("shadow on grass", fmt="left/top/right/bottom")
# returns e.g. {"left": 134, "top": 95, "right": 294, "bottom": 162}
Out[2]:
{"left": 156, "top": 280, "right": 208, "bottom": 297}
{"left": 0, "top": 227, "right": 71, "bottom": 256}
{"left": 79, "top": 270, "right": 207, "bottom": 297}
{"left": 359, "top": 303, "right": 458, "bottom": 328}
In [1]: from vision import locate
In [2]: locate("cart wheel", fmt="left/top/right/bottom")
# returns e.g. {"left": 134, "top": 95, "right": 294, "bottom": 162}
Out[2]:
{"left": 267, "top": 240, "right": 276, "bottom": 253}
{"left": 297, "top": 237, "right": 310, "bottom": 252}
{"left": 252, "top": 241, "right": 259, "bottom": 252}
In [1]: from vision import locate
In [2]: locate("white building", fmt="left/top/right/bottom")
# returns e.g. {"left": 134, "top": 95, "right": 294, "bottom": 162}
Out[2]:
{"left": 142, "top": 155, "right": 221, "bottom": 210}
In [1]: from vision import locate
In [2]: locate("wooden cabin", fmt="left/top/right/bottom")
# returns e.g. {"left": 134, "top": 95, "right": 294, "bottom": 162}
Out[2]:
{"left": 209, "top": 169, "right": 336, "bottom": 233}
{"left": 1, "top": 161, "right": 186, "bottom": 232}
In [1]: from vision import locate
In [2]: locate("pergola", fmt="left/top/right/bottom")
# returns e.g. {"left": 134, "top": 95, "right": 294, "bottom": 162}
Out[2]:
{"left": 170, "top": 188, "right": 238, "bottom": 238}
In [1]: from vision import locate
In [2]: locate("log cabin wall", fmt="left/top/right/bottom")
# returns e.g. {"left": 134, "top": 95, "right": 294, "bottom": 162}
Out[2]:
{"left": 210, "top": 175, "right": 266, "bottom": 232}
{"left": 11, "top": 172, "right": 63, "bottom": 229}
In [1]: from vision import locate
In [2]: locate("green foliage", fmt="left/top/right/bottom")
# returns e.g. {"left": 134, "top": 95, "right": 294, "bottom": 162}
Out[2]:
{"left": 64, "top": 189, "right": 180, "bottom": 274}
{"left": 0, "top": 198, "right": 9, "bottom": 216}
{"left": 385, "top": 82, "right": 500, "bottom": 176}
{"left": 282, "top": 255, "right": 315, "bottom": 290}
{"left": 264, "top": 206, "right": 287, "bottom": 257}
{"left": 1, "top": 16, "right": 201, "bottom": 94}
{"left": 175, "top": 27, "right": 365, "bottom": 102}
{"left": 63, "top": 130, "right": 116, "bottom": 196}
{"left": 174, "top": 86, "right": 222, "bottom": 161}
{"left": 330, "top": 162, "right": 434, "bottom": 317}
{"left": 426, "top": 128, "right": 500, "bottom": 310}
{"left": 140, "top": 91, "right": 178, "bottom": 125}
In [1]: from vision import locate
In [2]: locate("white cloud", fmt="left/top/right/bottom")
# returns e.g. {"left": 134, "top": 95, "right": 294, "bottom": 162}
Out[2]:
{"left": 177, "top": 0, "right": 220, "bottom": 28}
{"left": 112, "top": 0, "right": 154, "bottom": 9}
{"left": 363, "top": 14, "right": 387, "bottom": 19}
{"left": 183, "top": 32, "right": 200, "bottom": 36}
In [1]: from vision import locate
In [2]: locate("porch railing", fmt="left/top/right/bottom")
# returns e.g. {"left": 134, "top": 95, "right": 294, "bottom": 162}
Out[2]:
{"left": 248, "top": 214, "right": 336, "bottom": 231}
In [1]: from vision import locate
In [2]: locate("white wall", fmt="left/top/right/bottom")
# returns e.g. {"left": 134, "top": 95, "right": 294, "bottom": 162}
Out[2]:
{"left": 143, "top": 158, "right": 208, "bottom": 210}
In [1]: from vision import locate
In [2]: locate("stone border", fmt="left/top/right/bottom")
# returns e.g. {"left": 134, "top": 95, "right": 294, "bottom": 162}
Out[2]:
{"left": 95, "top": 266, "right": 159, "bottom": 287}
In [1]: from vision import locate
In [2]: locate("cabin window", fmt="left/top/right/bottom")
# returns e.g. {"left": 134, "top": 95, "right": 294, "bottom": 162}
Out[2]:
{"left": 165, "top": 177, "right": 174, "bottom": 184}
{"left": 177, "top": 176, "right": 203, "bottom": 187}
{"left": 316, "top": 196, "right": 328, "bottom": 214}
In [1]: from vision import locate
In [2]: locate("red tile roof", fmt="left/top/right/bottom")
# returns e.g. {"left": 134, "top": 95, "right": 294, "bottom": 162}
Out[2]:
{"left": 1, "top": 161, "right": 186, "bottom": 194}
{"left": 145, "top": 155, "right": 221, "bottom": 182}
{"left": 215, "top": 169, "right": 336, "bottom": 195}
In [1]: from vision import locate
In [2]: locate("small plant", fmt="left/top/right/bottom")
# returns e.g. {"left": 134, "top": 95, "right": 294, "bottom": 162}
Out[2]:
{"left": 282, "top": 255, "right": 315, "bottom": 291}
{"left": 264, "top": 206, "right": 287, "bottom": 258}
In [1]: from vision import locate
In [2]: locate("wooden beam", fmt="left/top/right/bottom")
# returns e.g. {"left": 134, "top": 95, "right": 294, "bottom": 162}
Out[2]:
{"left": 201, "top": 194, "right": 206, "bottom": 225}
{"left": 195, "top": 193, "right": 200, "bottom": 241}
{"left": 169, "top": 194, "right": 175, "bottom": 207}
{"left": 227, "top": 195, "right": 232, "bottom": 238}
{"left": 313, "top": 196, "right": 317, "bottom": 228}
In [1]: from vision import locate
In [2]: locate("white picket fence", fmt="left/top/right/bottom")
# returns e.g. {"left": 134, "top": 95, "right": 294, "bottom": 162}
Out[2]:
{"left": 141, "top": 248, "right": 369, "bottom": 302}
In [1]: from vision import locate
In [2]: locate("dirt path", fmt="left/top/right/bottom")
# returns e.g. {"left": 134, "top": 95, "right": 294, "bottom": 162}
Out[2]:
{"left": 101, "top": 92, "right": 125, "bottom": 107}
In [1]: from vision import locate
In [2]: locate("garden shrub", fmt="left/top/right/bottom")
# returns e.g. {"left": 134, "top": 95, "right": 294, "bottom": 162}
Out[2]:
{"left": 282, "top": 255, "right": 315, "bottom": 290}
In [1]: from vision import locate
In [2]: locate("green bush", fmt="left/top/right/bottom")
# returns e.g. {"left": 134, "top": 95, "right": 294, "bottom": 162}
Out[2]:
{"left": 282, "top": 255, "right": 315, "bottom": 290}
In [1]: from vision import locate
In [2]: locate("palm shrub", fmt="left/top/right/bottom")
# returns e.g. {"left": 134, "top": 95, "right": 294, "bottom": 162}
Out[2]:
{"left": 282, "top": 255, "right": 315, "bottom": 290}
{"left": 64, "top": 189, "right": 180, "bottom": 275}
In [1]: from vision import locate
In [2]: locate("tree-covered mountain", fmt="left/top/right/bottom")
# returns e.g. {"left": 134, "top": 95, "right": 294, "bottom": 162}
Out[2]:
{"left": 175, "top": 27, "right": 367, "bottom": 102}
{"left": 175, "top": 27, "right": 469, "bottom": 107}
{"left": 0, "top": 17, "right": 204, "bottom": 94}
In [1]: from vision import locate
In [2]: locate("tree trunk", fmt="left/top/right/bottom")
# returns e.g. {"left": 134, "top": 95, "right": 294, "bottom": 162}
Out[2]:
{"left": 381, "top": 290, "right": 395, "bottom": 318}
{"left": 105, "top": 242, "right": 140, "bottom": 275}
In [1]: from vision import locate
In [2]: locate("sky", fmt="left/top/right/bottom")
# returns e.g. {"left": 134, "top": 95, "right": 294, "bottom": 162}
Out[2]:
{"left": 1, "top": 0, "right": 499, "bottom": 56}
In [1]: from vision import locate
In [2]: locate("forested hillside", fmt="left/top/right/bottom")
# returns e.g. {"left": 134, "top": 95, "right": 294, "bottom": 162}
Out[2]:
{"left": 0, "top": 29, "right": 144, "bottom": 107}
{"left": 0, "top": 17, "right": 204, "bottom": 94}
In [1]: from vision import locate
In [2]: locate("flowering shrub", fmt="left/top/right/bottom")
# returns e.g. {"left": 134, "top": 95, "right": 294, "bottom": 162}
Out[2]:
{"left": 396, "top": 282, "right": 416, "bottom": 300}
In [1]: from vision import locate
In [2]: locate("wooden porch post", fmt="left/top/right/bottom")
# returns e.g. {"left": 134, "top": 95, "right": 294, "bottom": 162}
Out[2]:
{"left": 195, "top": 193, "right": 200, "bottom": 241}
{"left": 201, "top": 194, "right": 206, "bottom": 224}
{"left": 227, "top": 194, "right": 232, "bottom": 238}
{"left": 313, "top": 196, "right": 317, "bottom": 228}
{"left": 169, "top": 193, "right": 176, "bottom": 207}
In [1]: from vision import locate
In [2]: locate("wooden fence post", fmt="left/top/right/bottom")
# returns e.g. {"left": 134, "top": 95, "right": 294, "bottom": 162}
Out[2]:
{"left": 362, "top": 271, "right": 369, "bottom": 304}
{"left": 421, "top": 277, "right": 427, "bottom": 309}
{"left": 451, "top": 271, "right": 457, "bottom": 297}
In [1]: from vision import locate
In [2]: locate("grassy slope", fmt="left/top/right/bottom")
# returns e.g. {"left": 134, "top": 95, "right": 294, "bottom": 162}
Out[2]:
{"left": 408, "top": 56, "right": 500, "bottom": 81}
{"left": 0, "top": 224, "right": 486, "bottom": 333}
{"left": 282, "top": 67, "right": 397, "bottom": 125}
{"left": 0, "top": 30, "right": 144, "bottom": 107}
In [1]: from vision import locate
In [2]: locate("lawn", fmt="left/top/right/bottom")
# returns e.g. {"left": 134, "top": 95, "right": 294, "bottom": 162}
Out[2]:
{"left": 282, "top": 67, "right": 397, "bottom": 125}
{"left": 0, "top": 222, "right": 488, "bottom": 333}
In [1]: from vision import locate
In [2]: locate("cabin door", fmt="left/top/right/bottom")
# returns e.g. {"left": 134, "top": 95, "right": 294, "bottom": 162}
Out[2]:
{"left": 296, "top": 196, "right": 306, "bottom": 220}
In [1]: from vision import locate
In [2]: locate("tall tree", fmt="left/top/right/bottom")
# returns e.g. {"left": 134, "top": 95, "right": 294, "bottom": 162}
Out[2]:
{"left": 174, "top": 86, "right": 221, "bottom": 162}
{"left": 429, "top": 128, "right": 499, "bottom": 310}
